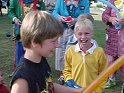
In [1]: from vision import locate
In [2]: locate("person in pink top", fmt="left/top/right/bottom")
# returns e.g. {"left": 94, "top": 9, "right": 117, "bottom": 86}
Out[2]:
{"left": 102, "top": 0, "right": 124, "bottom": 92}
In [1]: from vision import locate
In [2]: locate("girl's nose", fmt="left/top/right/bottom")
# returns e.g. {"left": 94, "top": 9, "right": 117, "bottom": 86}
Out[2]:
{"left": 81, "top": 34, "right": 86, "bottom": 38}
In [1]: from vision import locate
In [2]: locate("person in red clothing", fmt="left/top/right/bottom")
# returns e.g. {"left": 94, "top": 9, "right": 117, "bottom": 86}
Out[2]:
{"left": 0, "top": 84, "right": 10, "bottom": 93}
{"left": 102, "top": 0, "right": 124, "bottom": 91}
{"left": 0, "top": 68, "right": 10, "bottom": 93}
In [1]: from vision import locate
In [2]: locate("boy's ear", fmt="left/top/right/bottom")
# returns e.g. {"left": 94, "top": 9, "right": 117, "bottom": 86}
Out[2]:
{"left": 31, "top": 39, "right": 38, "bottom": 48}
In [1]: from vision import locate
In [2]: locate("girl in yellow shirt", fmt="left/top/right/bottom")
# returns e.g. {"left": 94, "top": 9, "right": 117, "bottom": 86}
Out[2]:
{"left": 63, "top": 17, "right": 107, "bottom": 93}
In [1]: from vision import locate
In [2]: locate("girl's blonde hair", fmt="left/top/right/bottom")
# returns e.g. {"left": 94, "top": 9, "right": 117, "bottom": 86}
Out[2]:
{"left": 21, "top": 10, "right": 64, "bottom": 48}
{"left": 74, "top": 18, "right": 93, "bottom": 32}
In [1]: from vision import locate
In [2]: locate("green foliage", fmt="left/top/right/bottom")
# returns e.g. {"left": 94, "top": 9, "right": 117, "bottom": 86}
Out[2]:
{"left": 96, "top": 3, "right": 104, "bottom": 8}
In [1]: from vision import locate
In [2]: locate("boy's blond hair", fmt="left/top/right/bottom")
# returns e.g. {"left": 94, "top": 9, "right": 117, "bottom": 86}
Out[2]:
{"left": 21, "top": 10, "right": 64, "bottom": 48}
{"left": 77, "top": 14, "right": 94, "bottom": 23}
{"left": 74, "top": 18, "right": 93, "bottom": 32}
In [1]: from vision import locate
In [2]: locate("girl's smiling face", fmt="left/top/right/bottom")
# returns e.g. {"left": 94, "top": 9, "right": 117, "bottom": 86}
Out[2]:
{"left": 75, "top": 26, "right": 93, "bottom": 50}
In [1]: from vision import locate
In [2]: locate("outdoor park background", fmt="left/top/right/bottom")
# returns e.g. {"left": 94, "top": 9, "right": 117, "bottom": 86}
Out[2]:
{"left": 0, "top": 3, "right": 122, "bottom": 93}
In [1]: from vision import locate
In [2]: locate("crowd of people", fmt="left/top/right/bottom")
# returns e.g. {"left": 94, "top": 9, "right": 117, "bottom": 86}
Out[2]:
{"left": 0, "top": 0, "right": 124, "bottom": 93}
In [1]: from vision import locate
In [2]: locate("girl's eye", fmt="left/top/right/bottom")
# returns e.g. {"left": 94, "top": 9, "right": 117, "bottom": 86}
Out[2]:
{"left": 85, "top": 32, "right": 90, "bottom": 35}
{"left": 78, "top": 32, "right": 82, "bottom": 36}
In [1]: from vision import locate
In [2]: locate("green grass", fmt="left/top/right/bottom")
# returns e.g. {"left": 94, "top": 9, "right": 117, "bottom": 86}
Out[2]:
{"left": 0, "top": 13, "right": 13, "bottom": 87}
{"left": 0, "top": 8, "right": 122, "bottom": 92}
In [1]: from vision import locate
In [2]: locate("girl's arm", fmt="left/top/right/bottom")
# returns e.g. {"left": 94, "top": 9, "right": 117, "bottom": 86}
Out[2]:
{"left": 53, "top": 83, "right": 84, "bottom": 93}
{"left": 52, "top": 0, "right": 61, "bottom": 19}
{"left": 102, "top": 6, "right": 112, "bottom": 25}
{"left": 63, "top": 48, "right": 73, "bottom": 81}
{"left": 97, "top": 48, "right": 107, "bottom": 92}
{"left": 83, "top": 0, "right": 90, "bottom": 13}
{"left": 7, "top": 0, "right": 20, "bottom": 21}
{"left": 102, "top": 0, "right": 115, "bottom": 25}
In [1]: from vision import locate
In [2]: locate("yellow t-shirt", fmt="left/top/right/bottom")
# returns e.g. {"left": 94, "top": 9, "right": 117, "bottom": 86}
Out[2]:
{"left": 63, "top": 44, "right": 107, "bottom": 93}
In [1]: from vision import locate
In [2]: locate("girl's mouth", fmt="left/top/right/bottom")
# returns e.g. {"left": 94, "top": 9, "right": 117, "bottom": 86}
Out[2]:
{"left": 80, "top": 38, "right": 88, "bottom": 43}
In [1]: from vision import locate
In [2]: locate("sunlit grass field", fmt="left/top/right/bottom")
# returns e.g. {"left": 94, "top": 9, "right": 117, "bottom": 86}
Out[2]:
{"left": 0, "top": 8, "right": 122, "bottom": 92}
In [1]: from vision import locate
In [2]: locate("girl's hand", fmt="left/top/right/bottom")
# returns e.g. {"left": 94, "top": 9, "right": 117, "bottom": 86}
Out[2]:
{"left": 109, "top": 17, "right": 119, "bottom": 25}
{"left": 66, "top": 18, "right": 76, "bottom": 27}
{"left": 119, "top": 17, "right": 124, "bottom": 25}
{"left": 58, "top": 16, "right": 66, "bottom": 22}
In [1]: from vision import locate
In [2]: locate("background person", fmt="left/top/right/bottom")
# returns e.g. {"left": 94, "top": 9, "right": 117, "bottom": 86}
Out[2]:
{"left": 0, "top": 68, "right": 10, "bottom": 93}
{"left": 7, "top": 0, "right": 45, "bottom": 73}
{"left": 102, "top": 0, "right": 124, "bottom": 91}
{"left": 52, "top": 0, "right": 90, "bottom": 72}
